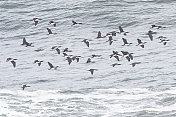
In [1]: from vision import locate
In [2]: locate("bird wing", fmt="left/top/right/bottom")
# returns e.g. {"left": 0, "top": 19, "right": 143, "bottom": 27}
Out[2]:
{"left": 126, "top": 56, "right": 130, "bottom": 62}
{"left": 22, "top": 38, "right": 27, "bottom": 45}
{"left": 47, "top": 28, "right": 52, "bottom": 34}
{"left": 90, "top": 70, "right": 94, "bottom": 75}
{"left": 122, "top": 38, "right": 128, "bottom": 44}
{"left": 137, "top": 39, "right": 142, "bottom": 44}
{"left": 34, "top": 21, "right": 38, "bottom": 26}
{"left": 72, "top": 20, "right": 77, "bottom": 25}
{"left": 129, "top": 54, "right": 133, "bottom": 60}
{"left": 114, "top": 56, "right": 119, "bottom": 61}
{"left": 48, "top": 62, "right": 54, "bottom": 68}
{"left": 119, "top": 26, "right": 124, "bottom": 33}
{"left": 148, "top": 33, "right": 153, "bottom": 41}
{"left": 11, "top": 61, "right": 16, "bottom": 68}
{"left": 56, "top": 48, "right": 60, "bottom": 54}
{"left": 86, "top": 41, "right": 89, "bottom": 47}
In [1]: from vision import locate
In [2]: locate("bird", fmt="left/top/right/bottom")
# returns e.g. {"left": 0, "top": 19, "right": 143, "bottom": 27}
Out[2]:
{"left": 125, "top": 56, "right": 131, "bottom": 62}
{"left": 92, "top": 54, "right": 102, "bottom": 58}
{"left": 130, "top": 62, "right": 141, "bottom": 67}
{"left": 97, "top": 31, "right": 105, "bottom": 38}
{"left": 11, "top": 60, "right": 16, "bottom": 68}
{"left": 159, "top": 39, "right": 169, "bottom": 45}
{"left": 106, "top": 36, "right": 115, "bottom": 45}
{"left": 63, "top": 48, "right": 72, "bottom": 52}
{"left": 66, "top": 57, "right": 72, "bottom": 65}
{"left": 72, "top": 56, "right": 81, "bottom": 62}
{"left": 72, "top": 20, "right": 82, "bottom": 25}
{"left": 106, "top": 31, "right": 117, "bottom": 36}
{"left": 136, "top": 39, "right": 146, "bottom": 48}
{"left": 47, "top": 28, "right": 53, "bottom": 34}
{"left": 55, "top": 48, "right": 60, "bottom": 54}
{"left": 111, "top": 63, "right": 121, "bottom": 67}
{"left": 6, "top": 58, "right": 17, "bottom": 62}
{"left": 48, "top": 62, "right": 59, "bottom": 70}
{"left": 121, "top": 51, "right": 129, "bottom": 56}
{"left": 114, "top": 55, "right": 120, "bottom": 61}
{"left": 51, "top": 46, "right": 61, "bottom": 50}
{"left": 148, "top": 31, "right": 153, "bottom": 41}
{"left": 88, "top": 69, "right": 98, "bottom": 75}
{"left": 22, "top": 84, "right": 30, "bottom": 90}
{"left": 49, "top": 21, "right": 56, "bottom": 27}
{"left": 34, "top": 60, "right": 43, "bottom": 66}
{"left": 82, "top": 39, "right": 89, "bottom": 47}
{"left": 86, "top": 58, "right": 91, "bottom": 63}
{"left": 21, "top": 38, "right": 33, "bottom": 47}
{"left": 33, "top": 18, "right": 41, "bottom": 26}
{"left": 6, "top": 58, "right": 17, "bottom": 68}
{"left": 151, "top": 25, "right": 166, "bottom": 29}
{"left": 118, "top": 26, "right": 129, "bottom": 35}
{"left": 63, "top": 52, "right": 68, "bottom": 57}
{"left": 122, "top": 38, "right": 132, "bottom": 46}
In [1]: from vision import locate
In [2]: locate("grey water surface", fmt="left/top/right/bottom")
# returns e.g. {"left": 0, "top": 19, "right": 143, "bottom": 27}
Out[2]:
{"left": 0, "top": 0, "right": 176, "bottom": 116}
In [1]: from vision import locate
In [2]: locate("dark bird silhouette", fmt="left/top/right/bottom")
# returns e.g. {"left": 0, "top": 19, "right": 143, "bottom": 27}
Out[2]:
{"left": 21, "top": 38, "right": 33, "bottom": 47}
{"left": 66, "top": 57, "right": 72, "bottom": 65}
{"left": 118, "top": 26, "right": 129, "bottom": 35}
{"left": 106, "top": 31, "right": 117, "bottom": 36}
{"left": 130, "top": 62, "right": 141, "bottom": 67}
{"left": 97, "top": 31, "right": 105, "bottom": 38}
{"left": 22, "top": 84, "right": 30, "bottom": 90}
{"left": 148, "top": 31, "right": 153, "bottom": 41}
{"left": 49, "top": 21, "right": 56, "bottom": 27}
{"left": 34, "top": 60, "right": 43, "bottom": 66}
{"left": 33, "top": 18, "right": 41, "bottom": 26}
{"left": 111, "top": 63, "right": 121, "bottom": 67}
{"left": 63, "top": 52, "right": 68, "bottom": 57}
{"left": 55, "top": 48, "right": 60, "bottom": 54}
{"left": 48, "top": 62, "right": 59, "bottom": 70}
{"left": 88, "top": 69, "right": 98, "bottom": 75}
{"left": 106, "top": 36, "right": 115, "bottom": 45}
{"left": 72, "top": 20, "right": 82, "bottom": 25}
{"left": 151, "top": 25, "right": 166, "bottom": 29}
{"left": 92, "top": 54, "right": 102, "bottom": 58}
{"left": 114, "top": 55, "right": 120, "bottom": 61}
{"left": 136, "top": 39, "right": 146, "bottom": 48}
{"left": 122, "top": 38, "right": 132, "bottom": 46}
{"left": 51, "top": 46, "right": 61, "bottom": 50}
{"left": 11, "top": 60, "right": 16, "bottom": 68}
{"left": 82, "top": 39, "right": 89, "bottom": 47}
{"left": 126, "top": 56, "right": 131, "bottom": 62}
{"left": 6, "top": 58, "right": 17, "bottom": 68}
{"left": 47, "top": 28, "right": 53, "bottom": 34}
{"left": 6, "top": 58, "right": 17, "bottom": 62}
{"left": 121, "top": 51, "right": 129, "bottom": 56}
{"left": 86, "top": 58, "right": 91, "bottom": 63}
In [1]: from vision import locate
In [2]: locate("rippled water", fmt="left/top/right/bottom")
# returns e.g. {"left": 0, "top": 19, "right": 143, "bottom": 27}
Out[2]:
{"left": 1, "top": 0, "right": 176, "bottom": 116}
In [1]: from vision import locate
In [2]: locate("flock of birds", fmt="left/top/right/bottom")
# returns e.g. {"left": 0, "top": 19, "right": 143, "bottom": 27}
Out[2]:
{"left": 5, "top": 18, "right": 169, "bottom": 90}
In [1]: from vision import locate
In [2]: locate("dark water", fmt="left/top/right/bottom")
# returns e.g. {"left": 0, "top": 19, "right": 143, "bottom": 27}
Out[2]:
{"left": 0, "top": 0, "right": 176, "bottom": 116}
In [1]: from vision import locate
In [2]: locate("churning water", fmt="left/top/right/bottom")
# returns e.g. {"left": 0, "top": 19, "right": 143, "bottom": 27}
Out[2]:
{"left": 0, "top": 0, "right": 176, "bottom": 116}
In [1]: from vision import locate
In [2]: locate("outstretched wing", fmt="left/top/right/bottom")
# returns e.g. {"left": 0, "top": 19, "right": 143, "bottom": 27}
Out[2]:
{"left": 122, "top": 38, "right": 128, "bottom": 44}
{"left": 11, "top": 60, "right": 16, "bottom": 68}
{"left": 119, "top": 26, "right": 124, "bottom": 33}
{"left": 48, "top": 62, "right": 54, "bottom": 68}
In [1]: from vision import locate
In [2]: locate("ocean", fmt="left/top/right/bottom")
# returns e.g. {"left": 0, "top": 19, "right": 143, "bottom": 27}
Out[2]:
{"left": 0, "top": 0, "right": 176, "bottom": 116}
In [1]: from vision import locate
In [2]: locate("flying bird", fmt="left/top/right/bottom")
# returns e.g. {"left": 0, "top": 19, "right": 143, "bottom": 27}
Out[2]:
{"left": 72, "top": 20, "right": 82, "bottom": 25}
{"left": 111, "top": 63, "right": 121, "bottom": 67}
{"left": 49, "top": 21, "right": 56, "bottom": 27}
{"left": 130, "top": 62, "right": 141, "bottom": 67}
{"left": 47, "top": 28, "right": 53, "bottom": 34}
{"left": 88, "top": 69, "right": 98, "bottom": 75}
{"left": 122, "top": 38, "right": 132, "bottom": 46}
{"left": 82, "top": 39, "right": 89, "bottom": 47}
{"left": 22, "top": 84, "right": 30, "bottom": 90}
{"left": 48, "top": 62, "right": 59, "bottom": 70}
{"left": 33, "top": 18, "right": 41, "bottom": 26}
